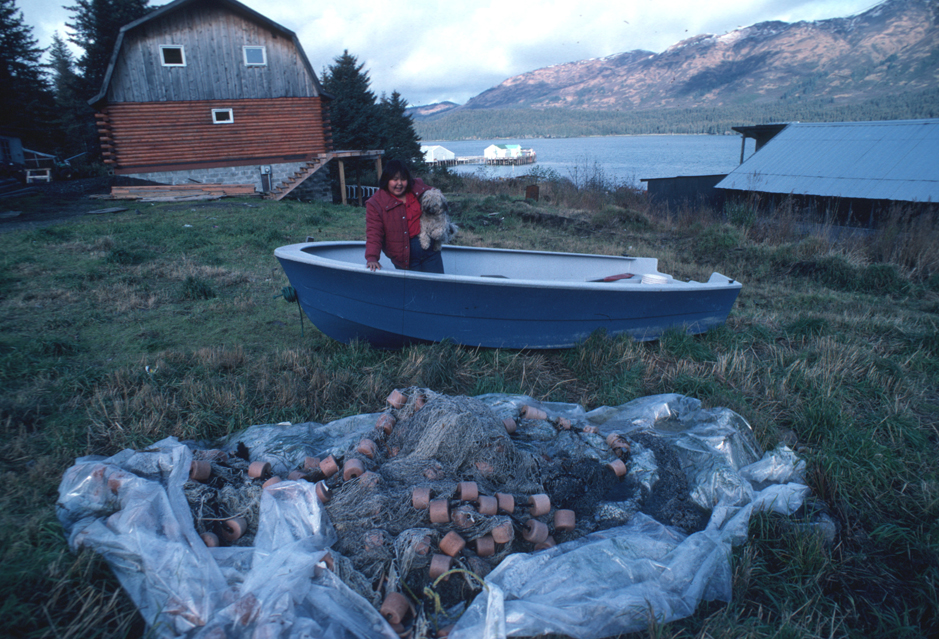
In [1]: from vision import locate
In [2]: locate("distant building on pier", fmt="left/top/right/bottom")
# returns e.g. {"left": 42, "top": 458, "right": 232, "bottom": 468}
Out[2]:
{"left": 421, "top": 145, "right": 456, "bottom": 163}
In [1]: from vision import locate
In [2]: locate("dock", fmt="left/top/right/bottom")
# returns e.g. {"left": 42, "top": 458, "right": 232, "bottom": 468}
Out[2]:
{"left": 427, "top": 149, "right": 537, "bottom": 168}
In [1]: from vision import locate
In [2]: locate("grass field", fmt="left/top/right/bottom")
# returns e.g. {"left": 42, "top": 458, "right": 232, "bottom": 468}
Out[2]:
{"left": 1, "top": 174, "right": 937, "bottom": 638}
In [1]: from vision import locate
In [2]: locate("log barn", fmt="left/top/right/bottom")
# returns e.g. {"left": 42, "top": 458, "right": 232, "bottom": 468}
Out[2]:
{"left": 90, "top": 0, "right": 347, "bottom": 200}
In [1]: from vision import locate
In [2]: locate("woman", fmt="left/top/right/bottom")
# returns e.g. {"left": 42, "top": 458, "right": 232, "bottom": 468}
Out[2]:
{"left": 365, "top": 160, "right": 444, "bottom": 273}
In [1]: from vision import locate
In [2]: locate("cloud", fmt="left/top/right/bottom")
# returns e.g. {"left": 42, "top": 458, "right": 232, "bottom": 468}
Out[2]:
{"left": 19, "top": 0, "right": 878, "bottom": 106}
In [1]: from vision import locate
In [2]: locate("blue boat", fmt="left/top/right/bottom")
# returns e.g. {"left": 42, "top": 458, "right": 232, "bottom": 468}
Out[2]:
{"left": 275, "top": 241, "right": 742, "bottom": 349}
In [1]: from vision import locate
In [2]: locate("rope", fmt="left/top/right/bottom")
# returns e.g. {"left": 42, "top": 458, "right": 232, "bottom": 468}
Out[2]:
{"left": 273, "top": 286, "right": 304, "bottom": 337}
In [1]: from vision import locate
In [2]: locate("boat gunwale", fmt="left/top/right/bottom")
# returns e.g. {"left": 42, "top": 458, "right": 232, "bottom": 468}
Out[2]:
{"left": 274, "top": 241, "right": 741, "bottom": 292}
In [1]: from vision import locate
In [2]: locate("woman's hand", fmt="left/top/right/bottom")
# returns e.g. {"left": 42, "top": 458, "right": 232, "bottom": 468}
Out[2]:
{"left": 367, "top": 261, "right": 382, "bottom": 272}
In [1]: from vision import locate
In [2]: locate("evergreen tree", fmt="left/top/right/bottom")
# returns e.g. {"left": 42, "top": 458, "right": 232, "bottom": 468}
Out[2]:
{"left": 47, "top": 32, "right": 95, "bottom": 159}
{"left": 378, "top": 90, "right": 425, "bottom": 171}
{"left": 321, "top": 50, "right": 380, "bottom": 151}
{"left": 66, "top": 0, "right": 149, "bottom": 97}
{"left": 0, "top": 0, "right": 53, "bottom": 146}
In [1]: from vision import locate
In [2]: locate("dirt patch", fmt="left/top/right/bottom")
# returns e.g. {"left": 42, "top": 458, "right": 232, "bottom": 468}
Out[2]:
{"left": 0, "top": 178, "right": 114, "bottom": 234}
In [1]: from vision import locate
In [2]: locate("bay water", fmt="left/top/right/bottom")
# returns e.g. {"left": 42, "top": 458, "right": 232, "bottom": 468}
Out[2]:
{"left": 424, "top": 135, "right": 757, "bottom": 189}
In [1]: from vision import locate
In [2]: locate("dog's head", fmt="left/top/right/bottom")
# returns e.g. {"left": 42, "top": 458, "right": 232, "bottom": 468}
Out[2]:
{"left": 419, "top": 188, "right": 449, "bottom": 217}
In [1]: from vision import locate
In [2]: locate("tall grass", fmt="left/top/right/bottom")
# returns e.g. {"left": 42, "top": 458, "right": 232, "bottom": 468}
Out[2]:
{"left": 0, "top": 181, "right": 937, "bottom": 638}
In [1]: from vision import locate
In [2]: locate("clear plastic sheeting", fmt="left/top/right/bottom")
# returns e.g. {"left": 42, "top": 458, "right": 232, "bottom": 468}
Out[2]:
{"left": 57, "top": 393, "right": 813, "bottom": 639}
{"left": 57, "top": 438, "right": 397, "bottom": 639}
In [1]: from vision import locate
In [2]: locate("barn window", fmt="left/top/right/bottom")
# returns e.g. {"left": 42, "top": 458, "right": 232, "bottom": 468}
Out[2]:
{"left": 212, "top": 108, "right": 234, "bottom": 124}
{"left": 243, "top": 46, "right": 267, "bottom": 66}
{"left": 160, "top": 45, "right": 186, "bottom": 66}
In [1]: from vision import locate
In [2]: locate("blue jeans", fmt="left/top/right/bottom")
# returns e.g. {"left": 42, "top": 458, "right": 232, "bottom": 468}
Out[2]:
{"left": 403, "top": 236, "right": 444, "bottom": 273}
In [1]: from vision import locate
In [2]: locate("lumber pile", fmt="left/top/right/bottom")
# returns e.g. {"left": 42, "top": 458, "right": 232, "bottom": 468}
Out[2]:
{"left": 104, "top": 183, "right": 259, "bottom": 202}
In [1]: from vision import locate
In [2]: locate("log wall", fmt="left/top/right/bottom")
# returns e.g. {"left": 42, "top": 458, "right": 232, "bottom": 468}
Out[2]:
{"left": 98, "top": 97, "right": 331, "bottom": 173}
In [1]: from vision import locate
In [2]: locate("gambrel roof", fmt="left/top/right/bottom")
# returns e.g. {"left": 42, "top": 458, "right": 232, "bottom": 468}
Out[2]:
{"left": 89, "top": 0, "right": 327, "bottom": 106}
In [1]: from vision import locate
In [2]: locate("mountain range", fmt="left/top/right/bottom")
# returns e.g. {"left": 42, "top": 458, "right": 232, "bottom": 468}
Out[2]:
{"left": 409, "top": 0, "right": 938, "bottom": 118}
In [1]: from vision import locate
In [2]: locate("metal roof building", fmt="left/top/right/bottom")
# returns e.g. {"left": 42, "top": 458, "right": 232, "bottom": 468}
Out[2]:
{"left": 717, "top": 119, "right": 939, "bottom": 204}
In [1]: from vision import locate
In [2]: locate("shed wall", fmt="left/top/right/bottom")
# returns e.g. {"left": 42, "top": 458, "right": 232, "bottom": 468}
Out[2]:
{"left": 107, "top": 3, "right": 319, "bottom": 102}
{"left": 100, "top": 97, "right": 330, "bottom": 172}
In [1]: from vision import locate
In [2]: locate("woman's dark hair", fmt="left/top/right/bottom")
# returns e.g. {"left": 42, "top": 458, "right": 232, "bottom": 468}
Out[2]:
{"left": 379, "top": 160, "right": 412, "bottom": 192}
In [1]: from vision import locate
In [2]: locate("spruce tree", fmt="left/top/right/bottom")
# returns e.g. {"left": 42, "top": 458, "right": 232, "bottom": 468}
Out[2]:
{"left": 378, "top": 90, "right": 425, "bottom": 171}
{"left": 0, "top": 0, "right": 53, "bottom": 147}
{"left": 48, "top": 32, "right": 95, "bottom": 160}
{"left": 321, "top": 50, "right": 380, "bottom": 151}
{"left": 66, "top": 0, "right": 150, "bottom": 97}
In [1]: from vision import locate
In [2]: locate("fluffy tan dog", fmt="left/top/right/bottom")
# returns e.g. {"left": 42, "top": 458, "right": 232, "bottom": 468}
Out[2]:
{"left": 418, "top": 188, "right": 458, "bottom": 251}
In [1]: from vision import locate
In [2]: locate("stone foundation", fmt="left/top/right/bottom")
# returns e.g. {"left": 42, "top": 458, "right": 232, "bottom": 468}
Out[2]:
{"left": 119, "top": 161, "right": 333, "bottom": 202}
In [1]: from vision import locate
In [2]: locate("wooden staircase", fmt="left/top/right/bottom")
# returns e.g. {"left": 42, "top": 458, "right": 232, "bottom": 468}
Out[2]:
{"left": 266, "top": 153, "right": 333, "bottom": 201}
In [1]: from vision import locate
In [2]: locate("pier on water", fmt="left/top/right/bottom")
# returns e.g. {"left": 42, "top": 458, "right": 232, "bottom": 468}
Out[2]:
{"left": 428, "top": 150, "right": 537, "bottom": 168}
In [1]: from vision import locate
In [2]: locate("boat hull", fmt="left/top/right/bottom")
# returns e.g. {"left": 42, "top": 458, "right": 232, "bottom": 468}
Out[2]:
{"left": 275, "top": 242, "right": 741, "bottom": 349}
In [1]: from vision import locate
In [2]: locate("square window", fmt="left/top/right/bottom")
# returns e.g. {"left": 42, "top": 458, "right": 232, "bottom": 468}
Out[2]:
{"left": 212, "top": 108, "right": 233, "bottom": 124}
{"left": 243, "top": 46, "right": 266, "bottom": 66}
{"left": 160, "top": 45, "right": 185, "bottom": 66}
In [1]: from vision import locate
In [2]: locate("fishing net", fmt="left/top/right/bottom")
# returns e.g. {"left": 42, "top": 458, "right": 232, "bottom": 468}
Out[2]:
{"left": 57, "top": 390, "right": 817, "bottom": 639}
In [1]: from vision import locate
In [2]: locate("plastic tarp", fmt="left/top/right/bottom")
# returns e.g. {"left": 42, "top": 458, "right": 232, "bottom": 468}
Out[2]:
{"left": 57, "top": 393, "right": 811, "bottom": 639}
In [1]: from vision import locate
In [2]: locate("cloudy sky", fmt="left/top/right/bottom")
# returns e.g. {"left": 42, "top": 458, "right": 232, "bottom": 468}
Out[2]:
{"left": 21, "top": 0, "right": 879, "bottom": 106}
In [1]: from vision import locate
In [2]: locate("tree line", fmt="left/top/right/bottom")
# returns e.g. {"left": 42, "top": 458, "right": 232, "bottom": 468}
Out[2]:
{"left": 0, "top": 0, "right": 149, "bottom": 174}
{"left": 0, "top": 0, "right": 423, "bottom": 178}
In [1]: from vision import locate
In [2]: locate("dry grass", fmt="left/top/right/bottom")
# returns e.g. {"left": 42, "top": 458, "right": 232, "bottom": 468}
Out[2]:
{"left": 0, "top": 183, "right": 937, "bottom": 638}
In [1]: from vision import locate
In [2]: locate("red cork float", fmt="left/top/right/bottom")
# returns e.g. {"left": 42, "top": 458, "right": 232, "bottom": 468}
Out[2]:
{"left": 491, "top": 521, "right": 514, "bottom": 544}
{"left": 477, "top": 495, "right": 498, "bottom": 516}
{"left": 189, "top": 460, "right": 212, "bottom": 482}
{"left": 315, "top": 480, "right": 332, "bottom": 503}
{"left": 429, "top": 499, "right": 450, "bottom": 523}
{"left": 342, "top": 458, "right": 364, "bottom": 481}
{"left": 380, "top": 591, "right": 411, "bottom": 626}
{"left": 376, "top": 413, "right": 396, "bottom": 435}
{"left": 219, "top": 517, "right": 248, "bottom": 542}
{"left": 528, "top": 493, "right": 551, "bottom": 517}
{"left": 439, "top": 531, "right": 466, "bottom": 557}
{"left": 458, "top": 481, "right": 478, "bottom": 502}
{"left": 201, "top": 532, "right": 219, "bottom": 548}
{"left": 496, "top": 492, "right": 515, "bottom": 514}
{"left": 287, "top": 470, "right": 306, "bottom": 481}
{"left": 303, "top": 456, "right": 320, "bottom": 471}
{"left": 262, "top": 476, "right": 282, "bottom": 489}
{"left": 475, "top": 535, "right": 495, "bottom": 558}
{"left": 356, "top": 438, "right": 377, "bottom": 458}
{"left": 429, "top": 553, "right": 452, "bottom": 580}
{"left": 522, "top": 519, "right": 549, "bottom": 544}
{"left": 412, "top": 486, "right": 432, "bottom": 510}
{"left": 535, "top": 535, "right": 557, "bottom": 551}
{"left": 520, "top": 405, "right": 547, "bottom": 420}
{"left": 554, "top": 509, "right": 576, "bottom": 532}
{"left": 608, "top": 458, "right": 627, "bottom": 478}
{"left": 247, "top": 461, "right": 270, "bottom": 479}
{"left": 386, "top": 389, "right": 407, "bottom": 409}
{"left": 503, "top": 417, "right": 517, "bottom": 434}
{"left": 319, "top": 455, "right": 339, "bottom": 478}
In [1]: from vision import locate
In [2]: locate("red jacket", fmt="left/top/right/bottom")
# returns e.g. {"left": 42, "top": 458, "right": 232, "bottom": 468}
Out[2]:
{"left": 365, "top": 178, "right": 432, "bottom": 269}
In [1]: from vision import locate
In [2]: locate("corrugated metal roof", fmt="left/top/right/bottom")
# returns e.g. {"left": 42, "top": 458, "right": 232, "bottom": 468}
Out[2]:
{"left": 716, "top": 119, "right": 939, "bottom": 203}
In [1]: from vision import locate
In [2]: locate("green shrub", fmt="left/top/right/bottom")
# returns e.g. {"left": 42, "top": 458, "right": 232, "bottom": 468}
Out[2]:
{"left": 693, "top": 224, "right": 744, "bottom": 260}
{"left": 105, "top": 247, "right": 145, "bottom": 265}
{"left": 179, "top": 276, "right": 215, "bottom": 300}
